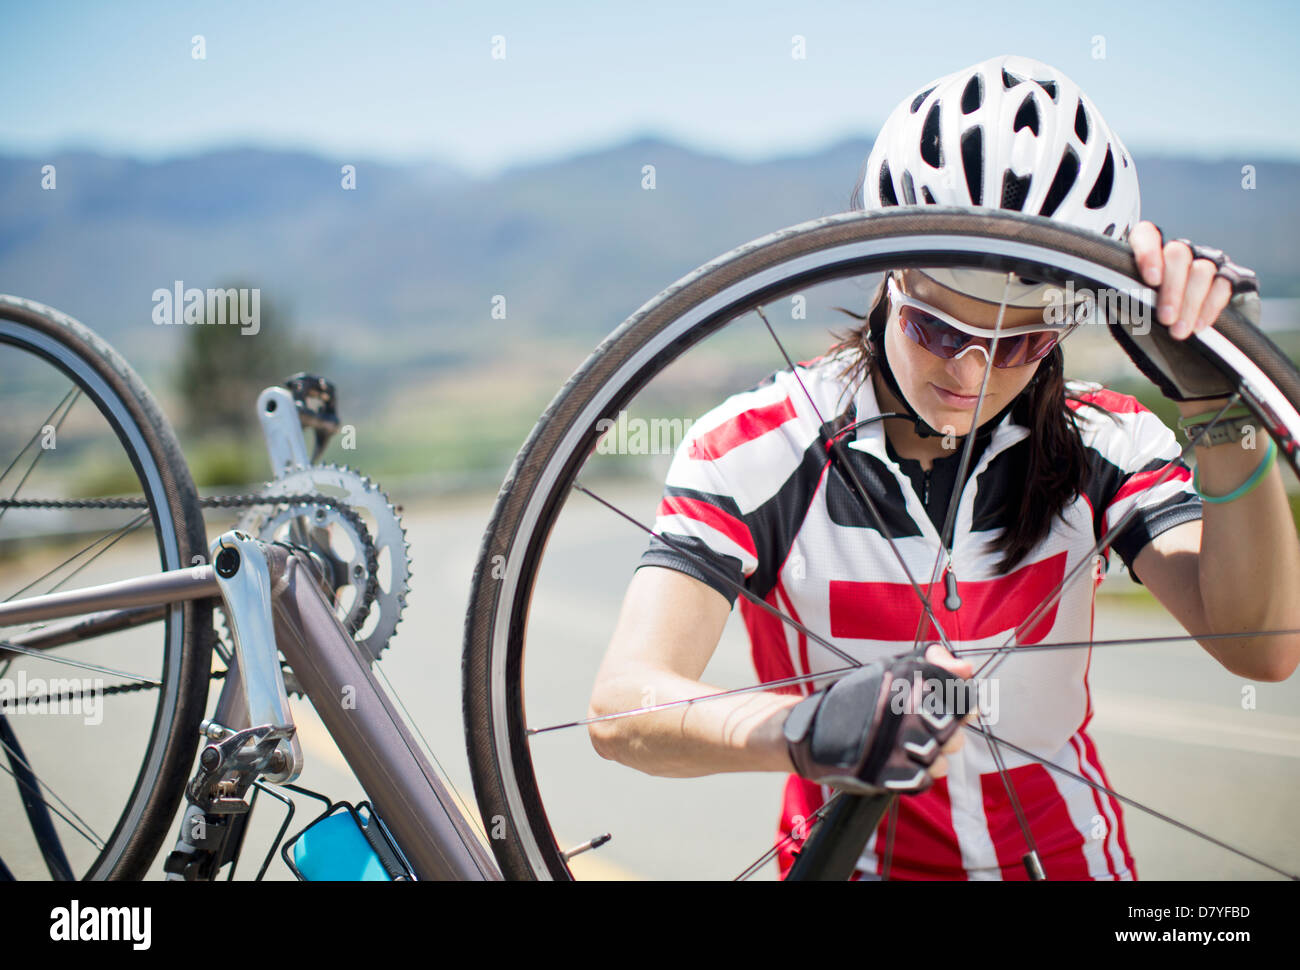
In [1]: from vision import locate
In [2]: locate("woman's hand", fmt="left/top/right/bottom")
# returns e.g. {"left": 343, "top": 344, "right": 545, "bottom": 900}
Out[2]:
{"left": 922, "top": 643, "right": 973, "bottom": 779}
{"left": 1127, "top": 220, "right": 1234, "bottom": 341}
{"left": 783, "top": 643, "right": 977, "bottom": 793}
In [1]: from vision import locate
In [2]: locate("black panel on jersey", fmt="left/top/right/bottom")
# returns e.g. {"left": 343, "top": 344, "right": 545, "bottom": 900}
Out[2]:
{"left": 969, "top": 439, "right": 1027, "bottom": 535}
{"left": 886, "top": 431, "right": 992, "bottom": 536}
{"left": 641, "top": 429, "right": 836, "bottom": 605}
{"left": 743, "top": 436, "right": 835, "bottom": 600}
{"left": 823, "top": 446, "right": 923, "bottom": 537}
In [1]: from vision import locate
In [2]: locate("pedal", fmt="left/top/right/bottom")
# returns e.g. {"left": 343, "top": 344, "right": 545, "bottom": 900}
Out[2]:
{"left": 283, "top": 372, "right": 340, "bottom": 461}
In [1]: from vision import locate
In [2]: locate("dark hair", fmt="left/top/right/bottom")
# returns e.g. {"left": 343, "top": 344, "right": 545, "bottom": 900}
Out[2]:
{"left": 828, "top": 275, "right": 1113, "bottom": 574}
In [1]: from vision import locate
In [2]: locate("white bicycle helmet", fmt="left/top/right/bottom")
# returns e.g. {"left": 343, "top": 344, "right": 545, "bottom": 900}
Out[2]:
{"left": 862, "top": 54, "right": 1141, "bottom": 243}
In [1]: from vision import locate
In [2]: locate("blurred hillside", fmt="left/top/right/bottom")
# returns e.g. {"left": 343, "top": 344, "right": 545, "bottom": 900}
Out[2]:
{"left": 1, "top": 139, "right": 1297, "bottom": 491}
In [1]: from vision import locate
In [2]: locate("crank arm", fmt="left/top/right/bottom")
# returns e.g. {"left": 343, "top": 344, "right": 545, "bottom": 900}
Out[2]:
{"left": 211, "top": 529, "right": 302, "bottom": 784}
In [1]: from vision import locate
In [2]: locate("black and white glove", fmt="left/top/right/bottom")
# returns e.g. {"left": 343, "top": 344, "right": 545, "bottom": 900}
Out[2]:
{"left": 783, "top": 655, "right": 972, "bottom": 796}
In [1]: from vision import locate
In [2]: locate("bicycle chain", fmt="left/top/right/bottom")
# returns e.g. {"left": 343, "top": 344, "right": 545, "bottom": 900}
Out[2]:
{"left": 0, "top": 490, "right": 380, "bottom": 699}
{"left": 0, "top": 668, "right": 230, "bottom": 712}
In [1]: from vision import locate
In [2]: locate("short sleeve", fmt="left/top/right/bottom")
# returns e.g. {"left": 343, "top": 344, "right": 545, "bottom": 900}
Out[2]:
{"left": 1097, "top": 409, "right": 1203, "bottom": 586}
{"left": 638, "top": 434, "right": 760, "bottom": 607}
{"left": 634, "top": 371, "right": 828, "bottom": 604}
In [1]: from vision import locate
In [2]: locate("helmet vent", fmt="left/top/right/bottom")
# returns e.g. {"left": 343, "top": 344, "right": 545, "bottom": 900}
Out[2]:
{"left": 1103, "top": 222, "right": 1116, "bottom": 237}
{"left": 910, "top": 86, "right": 936, "bottom": 113}
{"left": 1085, "top": 148, "right": 1115, "bottom": 209}
{"left": 921, "top": 186, "right": 937, "bottom": 204}
{"left": 878, "top": 160, "right": 899, "bottom": 206}
{"left": 960, "top": 127, "right": 984, "bottom": 205}
{"left": 1035, "top": 79, "right": 1058, "bottom": 102}
{"left": 1074, "top": 102, "right": 1090, "bottom": 143}
{"left": 961, "top": 74, "right": 983, "bottom": 114}
{"left": 920, "top": 101, "right": 944, "bottom": 167}
{"left": 1039, "top": 147, "right": 1080, "bottom": 218}
{"left": 1000, "top": 170, "right": 1032, "bottom": 211}
{"left": 901, "top": 170, "right": 917, "bottom": 204}
{"left": 1002, "top": 68, "right": 1023, "bottom": 89}
{"left": 1013, "top": 94, "right": 1040, "bottom": 135}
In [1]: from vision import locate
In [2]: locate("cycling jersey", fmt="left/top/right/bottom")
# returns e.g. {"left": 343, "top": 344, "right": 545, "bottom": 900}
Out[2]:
{"left": 639, "top": 353, "right": 1202, "bottom": 880}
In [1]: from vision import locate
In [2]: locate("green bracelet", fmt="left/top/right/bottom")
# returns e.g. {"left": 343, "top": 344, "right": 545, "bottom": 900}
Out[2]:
{"left": 1177, "top": 405, "right": 1251, "bottom": 429}
{"left": 1193, "top": 437, "right": 1277, "bottom": 503}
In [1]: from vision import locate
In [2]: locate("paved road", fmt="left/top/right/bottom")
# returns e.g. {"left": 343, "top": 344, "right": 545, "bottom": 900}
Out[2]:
{"left": 3, "top": 483, "right": 1297, "bottom": 880}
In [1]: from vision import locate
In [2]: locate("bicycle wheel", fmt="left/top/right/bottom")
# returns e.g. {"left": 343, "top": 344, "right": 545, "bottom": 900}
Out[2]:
{"left": 0, "top": 295, "right": 213, "bottom": 879}
{"left": 463, "top": 208, "right": 1300, "bottom": 880}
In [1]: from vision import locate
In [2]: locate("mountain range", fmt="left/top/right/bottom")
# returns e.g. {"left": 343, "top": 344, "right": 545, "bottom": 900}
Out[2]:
{"left": 3, "top": 137, "right": 1297, "bottom": 379}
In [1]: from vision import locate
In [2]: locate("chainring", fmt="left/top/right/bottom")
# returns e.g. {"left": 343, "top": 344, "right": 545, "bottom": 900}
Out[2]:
{"left": 236, "top": 464, "right": 410, "bottom": 661}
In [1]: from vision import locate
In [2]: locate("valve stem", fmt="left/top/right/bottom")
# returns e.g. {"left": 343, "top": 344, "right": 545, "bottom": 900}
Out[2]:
{"left": 562, "top": 833, "right": 612, "bottom": 861}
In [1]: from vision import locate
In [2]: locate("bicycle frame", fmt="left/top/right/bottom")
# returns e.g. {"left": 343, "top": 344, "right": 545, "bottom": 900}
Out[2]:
{"left": 0, "top": 532, "right": 501, "bottom": 881}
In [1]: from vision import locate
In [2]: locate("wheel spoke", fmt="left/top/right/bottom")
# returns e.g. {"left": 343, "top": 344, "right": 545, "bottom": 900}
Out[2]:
{"left": 733, "top": 790, "right": 842, "bottom": 881}
{"left": 0, "top": 302, "right": 212, "bottom": 880}
{"left": 574, "top": 481, "right": 863, "bottom": 668}
{"left": 753, "top": 305, "right": 959, "bottom": 655}
{"left": 3, "top": 510, "right": 152, "bottom": 604}
{"left": 916, "top": 272, "right": 1010, "bottom": 651}
{"left": 0, "top": 639, "right": 159, "bottom": 685}
{"left": 530, "top": 629, "right": 1300, "bottom": 740}
{"left": 967, "top": 722, "right": 1298, "bottom": 880}
{"left": 469, "top": 212, "right": 1300, "bottom": 881}
{"left": 0, "top": 714, "right": 75, "bottom": 878}
{"left": 0, "top": 725, "right": 105, "bottom": 852}
{"left": 975, "top": 396, "right": 1247, "bottom": 683}
{"left": 528, "top": 664, "right": 859, "bottom": 736}
{"left": 762, "top": 285, "right": 1046, "bottom": 877}
{"left": 954, "top": 627, "right": 1300, "bottom": 659}
{"left": 909, "top": 273, "right": 1045, "bottom": 874}
{"left": 0, "top": 387, "right": 80, "bottom": 531}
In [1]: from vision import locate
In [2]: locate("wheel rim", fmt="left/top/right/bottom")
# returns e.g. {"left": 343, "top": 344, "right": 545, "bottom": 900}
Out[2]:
{"left": 469, "top": 211, "right": 1300, "bottom": 880}
{"left": 0, "top": 307, "right": 198, "bottom": 879}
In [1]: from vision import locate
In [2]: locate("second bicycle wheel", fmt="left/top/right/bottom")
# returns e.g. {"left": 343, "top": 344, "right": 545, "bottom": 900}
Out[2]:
{"left": 463, "top": 209, "right": 1300, "bottom": 881}
{"left": 0, "top": 295, "right": 213, "bottom": 880}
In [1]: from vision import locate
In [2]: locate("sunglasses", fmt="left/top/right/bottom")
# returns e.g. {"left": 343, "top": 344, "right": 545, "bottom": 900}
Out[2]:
{"left": 886, "top": 275, "right": 1077, "bottom": 369}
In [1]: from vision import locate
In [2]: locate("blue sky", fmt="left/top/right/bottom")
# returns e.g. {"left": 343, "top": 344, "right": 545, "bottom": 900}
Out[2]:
{"left": 3, "top": 0, "right": 1297, "bottom": 174}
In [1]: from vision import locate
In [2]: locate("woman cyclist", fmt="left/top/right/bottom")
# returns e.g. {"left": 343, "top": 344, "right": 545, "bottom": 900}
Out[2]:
{"left": 587, "top": 54, "right": 1300, "bottom": 880}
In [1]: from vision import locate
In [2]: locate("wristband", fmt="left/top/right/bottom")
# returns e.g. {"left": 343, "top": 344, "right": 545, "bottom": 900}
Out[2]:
{"left": 1180, "top": 415, "right": 1257, "bottom": 447}
{"left": 1193, "top": 437, "right": 1277, "bottom": 503}
{"left": 1177, "top": 405, "right": 1251, "bottom": 428}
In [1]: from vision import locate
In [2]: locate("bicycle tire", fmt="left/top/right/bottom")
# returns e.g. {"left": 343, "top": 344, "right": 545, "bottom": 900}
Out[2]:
{"left": 0, "top": 295, "right": 213, "bottom": 880}
{"left": 462, "top": 208, "right": 1300, "bottom": 881}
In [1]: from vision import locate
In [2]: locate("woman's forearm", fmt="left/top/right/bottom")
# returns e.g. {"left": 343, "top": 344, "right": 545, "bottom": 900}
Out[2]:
{"left": 588, "top": 664, "right": 801, "bottom": 777}
{"left": 1181, "top": 400, "right": 1300, "bottom": 680}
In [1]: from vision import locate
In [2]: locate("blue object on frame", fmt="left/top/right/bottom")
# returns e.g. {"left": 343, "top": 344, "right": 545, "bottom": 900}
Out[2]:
{"left": 291, "top": 804, "right": 392, "bottom": 881}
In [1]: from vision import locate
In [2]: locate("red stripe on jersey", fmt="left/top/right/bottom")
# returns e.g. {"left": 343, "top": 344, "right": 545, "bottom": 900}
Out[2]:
{"left": 981, "top": 763, "right": 1092, "bottom": 880}
{"left": 773, "top": 581, "right": 812, "bottom": 691}
{"left": 828, "top": 550, "right": 1068, "bottom": 645}
{"left": 1072, "top": 695, "right": 1121, "bottom": 880}
{"left": 739, "top": 589, "right": 801, "bottom": 695}
{"left": 1067, "top": 388, "right": 1147, "bottom": 415}
{"left": 1108, "top": 463, "right": 1190, "bottom": 510}
{"left": 871, "top": 779, "right": 966, "bottom": 880}
{"left": 658, "top": 495, "right": 757, "bottom": 558}
{"left": 687, "top": 396, "right": 799, "bottom": 461}
{"left": 1075, "top": 729, "right": 1136, "bottom": 878}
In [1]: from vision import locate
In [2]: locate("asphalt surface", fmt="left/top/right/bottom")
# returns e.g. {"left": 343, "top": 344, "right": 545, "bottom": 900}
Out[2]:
{"left": 2, "top": 483, "right": 1297, "bottom": 881}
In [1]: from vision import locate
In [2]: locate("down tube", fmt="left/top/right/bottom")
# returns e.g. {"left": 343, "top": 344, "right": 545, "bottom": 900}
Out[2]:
{"left": 268, "top": 544, "right": 502, "bottom": 881}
